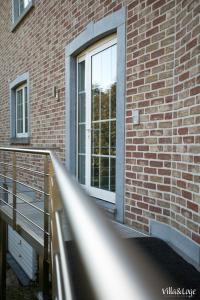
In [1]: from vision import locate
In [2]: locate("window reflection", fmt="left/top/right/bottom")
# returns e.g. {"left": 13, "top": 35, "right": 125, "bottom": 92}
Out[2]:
{"left": 16, "top": 90, "right": 23, "bottom": 134}
{"left": 77, "top": 61, "right": 86, "bottom": 184}
{"left": 91, "top": 43, "right": 117, "bottom": 192}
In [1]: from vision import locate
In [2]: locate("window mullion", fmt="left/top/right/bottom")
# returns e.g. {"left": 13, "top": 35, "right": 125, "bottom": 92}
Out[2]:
{"left": 22, "top": 87, "right": 25, "bottom": 134}
{"left": 85, "top": 53, "right": 91, "bottom": 188}
{"left": 16, "top": 91, "right": 18, "bottom": 136}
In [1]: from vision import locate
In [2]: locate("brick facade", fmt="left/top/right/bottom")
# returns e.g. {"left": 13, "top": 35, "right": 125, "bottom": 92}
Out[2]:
{"left": 0, "top": 0, "right": 199, "bottom": 245}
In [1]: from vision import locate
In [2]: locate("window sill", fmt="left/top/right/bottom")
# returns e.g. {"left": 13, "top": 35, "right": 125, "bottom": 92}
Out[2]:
{"left": 11, "top": 1, "right": 34, "bottom": 32}
{"left": 10, "top": 137, "right": 30, "bottom": 145}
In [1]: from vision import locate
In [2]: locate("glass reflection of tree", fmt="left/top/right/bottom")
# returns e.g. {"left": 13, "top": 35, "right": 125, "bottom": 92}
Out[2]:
{"left": 91, "top": 82, "right": 116, "bottom": 191}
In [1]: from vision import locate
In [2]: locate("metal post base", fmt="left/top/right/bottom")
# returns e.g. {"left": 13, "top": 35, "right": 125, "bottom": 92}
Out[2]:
{"left": 0, "top": 217, "right": 7, "bottom": 300}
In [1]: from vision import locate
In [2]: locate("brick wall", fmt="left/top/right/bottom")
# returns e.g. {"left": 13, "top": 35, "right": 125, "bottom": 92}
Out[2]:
{"left": 125, "top": 0, "right": 200, "bottom": 244}
{"left": 0, "top": 0, "right": 199, "bottom": 244}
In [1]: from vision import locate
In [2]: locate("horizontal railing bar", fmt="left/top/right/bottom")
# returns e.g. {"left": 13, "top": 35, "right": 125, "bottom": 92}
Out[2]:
{"left": 0, "top": 174, "right": 50, "bottom": 196}
{"left": 55, "top": 211, "right": 73, "bottom": 300}
{"left": 0, "top": 185, "right": 49, "bottom": 216}
{"left": 0, "top": 147, "right": 51, "bottom": 155}
{"left": 0, "top": 197, "right": 50, "bottom": 235}
{"left": 0, "top": 198, "right": 14, "bottom": 210}
{"left": 15, "top": 209, "right": 49, "bottom": 235}
{"left": 0, "top": 162, "right": 49, "bottom": 176}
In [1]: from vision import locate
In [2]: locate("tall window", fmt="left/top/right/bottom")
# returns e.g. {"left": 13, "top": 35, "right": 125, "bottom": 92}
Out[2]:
{"left": 77, "top": 37, "right": 117, "bottom": 202}
{"left": 16, "top": 84, "right": 28, "bottom": 137}
{"left": 12, "top": 0, "right": 32, "bottom": 23}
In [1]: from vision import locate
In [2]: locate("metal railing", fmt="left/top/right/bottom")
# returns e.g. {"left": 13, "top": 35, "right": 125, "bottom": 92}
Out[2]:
{"left": 0, "top": 147, "right": 166, "bottom": 300}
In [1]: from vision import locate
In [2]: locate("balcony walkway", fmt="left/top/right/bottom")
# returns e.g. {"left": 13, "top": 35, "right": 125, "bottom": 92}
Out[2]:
{"left": 0, "top": 197, "right": 146, "bottom": 254}
{"left": 67, "top": 237, "right": 200, "bottom": 300}
{"left": 1, "top": 197, "right": 200, "bottom": 299}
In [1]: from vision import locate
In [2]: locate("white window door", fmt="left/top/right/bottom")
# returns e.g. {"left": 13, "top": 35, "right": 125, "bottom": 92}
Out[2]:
{"left": 16, "top": 84, "right": 28, "bottom": 137}
{"left": 77, "top": 38, "right": 117, "bottom": 203}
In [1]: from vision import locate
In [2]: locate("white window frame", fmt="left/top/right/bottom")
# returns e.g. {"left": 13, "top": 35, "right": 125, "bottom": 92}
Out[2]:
{"left": 16, "top": 83, "right": 28, "bottom": 138}
{"left": 76, "top": 37, "right": 117, "bottom": 203}
{"left": 12, "top": 0, "right": 33, "bottom": 26}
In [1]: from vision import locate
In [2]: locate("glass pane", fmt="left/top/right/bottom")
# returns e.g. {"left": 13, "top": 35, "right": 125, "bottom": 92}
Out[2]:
{"left": 91, "top": 157, "right": 99, "bottom": 188}
{"left": 16, "top": 89, "right": 23, "bottom": 134}
{"left": 24, "top": 86, "right": 28, "bottom": 133}
{"left": 111, "top": 82, "right": 116, "bottom": 119}
{"left": 78, "top": 61, "right": 85, "bottom": 92}
{"left": 92, "top": 89, "right": 100, "bottom": 121}
{"left": 19, "top": 0, "right": 30, "bottom": 14}
{"left": 100, "top": 157, "right": 109, "bottom": 190}
{"left": 110, "top": 158, "right": 116, "bottom": 192}
{"left": 111, "top": 45, "right": 117, "bottom": 83}
{"left": 101, "top": 90, "right": 109, "bottom": 120}
{"left": 19, "top": 0, "right": 24, "bottom": 13}
{"left": 110, "top": 121, "right": 116, "bottom": 155}
{"left": 78, "top": 93, "right": 85, "bottom": 123}
{"left": 100, "top": 122, "right": 109, "bottom": 155}
{"left": 78, "top": 155, "right": 85, "bottom": 184}
{"left": 101, "top": 47, "right": 112, "bottom": 90}
{"left": 92, "top": 123, "right": 100, "bottom": 155}
{"left": 78, "top": 124, "right": 85, "bottom": 154}
{"left": 24, "top": 0, "right": 30, "bottom": 8}
{"left": 92, "top": 53, "right": 101, "bottom": 90}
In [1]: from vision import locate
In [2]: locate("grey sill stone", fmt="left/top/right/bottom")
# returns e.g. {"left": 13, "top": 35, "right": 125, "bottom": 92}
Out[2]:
{"left": 10, "top": 137, "right": 30, "bottom": 145}
{"left": 11, "top": 1, "right": 34, "bottom": 32}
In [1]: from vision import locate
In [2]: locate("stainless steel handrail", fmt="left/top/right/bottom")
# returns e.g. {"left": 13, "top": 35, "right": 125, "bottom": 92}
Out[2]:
{"left": 0, "top": 147, "right": 166, "bottom": 300}
{"left": 50, "top": 152, "right": 166, "bottom": 300}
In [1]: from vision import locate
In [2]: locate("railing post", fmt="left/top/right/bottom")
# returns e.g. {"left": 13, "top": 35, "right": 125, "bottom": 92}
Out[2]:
{"left": 0, "top": 216, "right": 7, "bottom": 300}
{"left": 12, "top": 152, "right": 17, "bottom": 230}
{"left": 39, "top": 154, "right": 50, "bottom": 300}
{"left": 49, "top": 160, "right": 58, "bottom": 300}
{"left": 3, "top": 152, "right": 8, "bottom": 204}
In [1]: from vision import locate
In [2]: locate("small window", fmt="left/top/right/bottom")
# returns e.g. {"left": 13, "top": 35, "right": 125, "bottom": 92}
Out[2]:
{"left": 12, "top": 0, "right": 34, "bottom": 27}
{"left": 15, "top": 84, "right": 28, "bottom": 137}
{"left": 10, "top": 73, "right": 30, "bottom": 143}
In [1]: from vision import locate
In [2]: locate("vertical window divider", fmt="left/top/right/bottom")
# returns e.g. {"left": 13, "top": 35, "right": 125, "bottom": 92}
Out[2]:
{"left": 23, "top": 86, "right": 25, "bottom": 135}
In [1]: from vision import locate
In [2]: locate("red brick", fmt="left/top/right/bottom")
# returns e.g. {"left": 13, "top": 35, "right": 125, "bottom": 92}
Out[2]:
{"left": 133, "top": 78, "right": 144, "bottom": 86}
{"left": 149, "top": 205, "right": 162, "bottom": 213}
{"left": 144, "top": 182, "right": 156, "bottom": 189}
{"left": 192, "top": 233, "right": 200, "bottom": 244}
{"left": 153, "top": 15, "right": 166, "bottom": 26}
{"left": 187, "top": 201, "right": 198, "bottom": 212}
{"left": 190, "top": 86, "right": 200, "bottom": 96}
{"left": 146, "top": 59, "right": 158, "bottom": 68}
{"left": 182, "top": 190, "right": 192, "bottom": 200}
{"left": 144, "top": 167, "right": 157, "bottom": 174}
{"left": 152, "top": 81, "right": 165, "bottom": 89}
{"left": 179, "top": 71, "right": 189, "bottom": 81}
{"left": 139, "top": 38, "right": 150, "bottom": 48}
{"left": 150, "top": 113, "right": 164, "bottom": 120}
{"left": 151, "top": 49, "right": 165, "bottom": 59}
{"left": 152, "top": 0, "right": 166, "bottom": 10}
{"left": 150, "top": 161, "right": 163, "bottom": 167}
{"left": 178, "top": 127, "right": 188, "bottom": 135}
{"left": 157, "top": 185, "right": 171, "bottom": 192}
{"left": 177, "top": 180, "right": 186, "bottom": 189}
{"left": 146, "top": 26, "right": 159, "bottom": 37}
{"left": 182, "top": 173, "right": 193, "bottom": 181}
{"left": 186, "top": 38, "right": 197, "bottom": 51}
